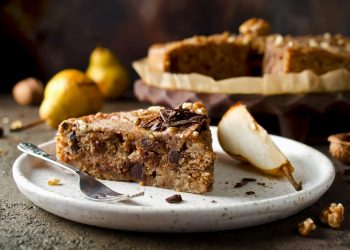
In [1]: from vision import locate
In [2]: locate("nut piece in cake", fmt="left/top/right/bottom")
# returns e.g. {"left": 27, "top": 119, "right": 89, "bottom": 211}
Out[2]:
{"left": 217, "top": 102, "right": 301, "bottom": 191}
{"left": 55, "top": 102, "right": 216, "bottom": 194}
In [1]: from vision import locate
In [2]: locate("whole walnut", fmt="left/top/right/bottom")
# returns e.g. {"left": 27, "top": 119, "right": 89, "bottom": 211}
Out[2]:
{"left": 12, "top": 77, "right": 44, "bottom": 106}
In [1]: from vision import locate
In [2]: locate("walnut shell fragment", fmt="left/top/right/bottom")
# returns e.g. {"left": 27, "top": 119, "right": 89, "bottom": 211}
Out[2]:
{"left": 328, "top": 133, "right": 350, "bottom": 165}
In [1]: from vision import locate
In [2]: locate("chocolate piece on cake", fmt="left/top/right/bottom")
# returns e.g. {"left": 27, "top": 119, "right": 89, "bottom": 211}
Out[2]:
{"left": 263, "top": 33, "right": 350, "bottom": 75}
{"left": 56, "top": 103, "right": 216, "bottom": 194}
{"left": 148, "top": 32, "right": 251, "bottom": 80}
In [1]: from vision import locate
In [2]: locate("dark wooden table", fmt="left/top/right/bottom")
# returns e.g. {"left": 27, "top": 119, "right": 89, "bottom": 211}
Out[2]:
{"left": 1, "top": 94, "right": 349, "bottom": 249}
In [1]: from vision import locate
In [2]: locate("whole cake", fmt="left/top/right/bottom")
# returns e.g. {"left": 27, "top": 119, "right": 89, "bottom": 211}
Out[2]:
{"left": 146, "top": 18, "right": 350, "bottom": 78}
{"left": 55, "top": 102, "right": 216, "bottom": 194}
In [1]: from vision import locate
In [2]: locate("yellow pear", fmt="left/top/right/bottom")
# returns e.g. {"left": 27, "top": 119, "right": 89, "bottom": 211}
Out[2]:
{"left": 39, "top": 69, "right": 103, "bottom": 128}
{"left": 218, "top": 102, "right": 302, "bottom": 191}
{"left": 86, "top": 47, "right": 129, "bottom": 99}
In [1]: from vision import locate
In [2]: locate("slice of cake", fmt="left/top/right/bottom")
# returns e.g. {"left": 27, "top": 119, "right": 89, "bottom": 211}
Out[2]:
{"left": 148, "top": 32, "right": 251, "bottom": 80}
{"left": 56, "top": 102, "right": 216, "bottom": 194}
{"left": 263, "top": 33, "right": 350, "bottom": 75}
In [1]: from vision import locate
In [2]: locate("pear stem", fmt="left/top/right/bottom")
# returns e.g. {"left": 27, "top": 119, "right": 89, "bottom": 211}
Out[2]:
{"left": 281, "top": 165, "right": 302, "bottom": 191}
{"left": 10, "top": 119, "right": 45, "bottom": 132}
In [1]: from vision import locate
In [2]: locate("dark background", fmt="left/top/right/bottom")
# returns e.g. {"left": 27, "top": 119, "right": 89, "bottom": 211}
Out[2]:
{"left": 1, "top": 0, "right": 350, "bottom": 92}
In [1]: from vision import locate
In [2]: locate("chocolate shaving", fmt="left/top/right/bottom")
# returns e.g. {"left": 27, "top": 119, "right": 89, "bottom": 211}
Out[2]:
{"left": 139, "top": 106, "right": 208, "bottom": 132}
{"left": 242, "top": 178, "right": 257, "bottom": 182}
{"left": 165, "top": 194, "right": 183, "bottom": 203}
{"left": 234, "top": 177, "right": 257, "bottom": 188}
{"left": 246, "top": 191, "right": 255, "bottom": 195}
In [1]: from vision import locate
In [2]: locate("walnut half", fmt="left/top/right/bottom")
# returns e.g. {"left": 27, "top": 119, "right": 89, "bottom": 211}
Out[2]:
{"left": 328, "top": 133, "right": 350, "bottom": 165}
{"left": 239, "top": 18, "right": 271, "bottom": 36}
{"left": 320, "top": 203, "right": 344, "bottom": 229}
{"left": 298, "top": 218, "right": 316, "bottom": 237}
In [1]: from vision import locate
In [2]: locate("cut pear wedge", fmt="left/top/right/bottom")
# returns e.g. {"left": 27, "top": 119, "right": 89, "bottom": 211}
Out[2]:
{"left": 218, "top": 102, "right": 302, "bottom": 191}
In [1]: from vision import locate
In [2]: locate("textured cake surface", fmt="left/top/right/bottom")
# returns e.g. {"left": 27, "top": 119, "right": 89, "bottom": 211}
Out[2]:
{"left": 263, "top": 34, "right": 350, "bottom": 75}
{"left": 148, "top": 32, "right": 251, "bottom": 80}
{"left": 146, "top": 18, "right": 350, "bottom": 78}
{"left": 56, "top": 103, "right": 216, "bottom": 194}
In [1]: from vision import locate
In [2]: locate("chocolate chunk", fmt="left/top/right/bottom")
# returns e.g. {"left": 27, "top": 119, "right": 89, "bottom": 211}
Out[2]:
{"left": 127, "top": 140, "right": 136, "bottom": 154}
{"left": 0, "top": 127, "right": 3, "bottom": 138}
{"left": 246, "top": 191, "right": 255, "bottom": 195}
{"left": 130, "top": 162, "right": 143, "bottom": 180}
{"left": 169, "top": 150, "right": 182, "bottom": 164}
{"left": 234, "top": 182, "right": 246, "bottom": 188}
{"left": 61, "top": 122, "right": 68, "bottom": 130}
{"left": 68, "top": 131, "right": 79, "bottom": 152}
{"left": 70, "top": 144, "right": 80, "bottom": 152}
{"left": 113, "top": 133, "right": 124, "bottom": 143}
{"left": 68, "top": 131, "right": 77, "bottom": 142}
{"left": 166, "top": 194, "right": 183, "bottom": 203}
{"left": 151, "top": 171, "right": 156, "bottom": 177}
{"left": 242, "top": 178, "right": 256, "bottom": 182}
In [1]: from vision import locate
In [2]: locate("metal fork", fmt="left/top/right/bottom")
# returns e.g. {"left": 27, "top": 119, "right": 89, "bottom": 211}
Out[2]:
{"left": 17, "top": 142, "right": 144, "bottom": 202}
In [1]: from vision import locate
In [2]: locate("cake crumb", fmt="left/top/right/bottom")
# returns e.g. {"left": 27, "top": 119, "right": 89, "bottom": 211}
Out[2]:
{"left": 0, "top": 148, "right": 6, "bottom": 156}
{"left": 47, "top": 178, "right": 61, "bottom": 186}
{"left": 10, "top": 120, "right": 23, "bottom": 131}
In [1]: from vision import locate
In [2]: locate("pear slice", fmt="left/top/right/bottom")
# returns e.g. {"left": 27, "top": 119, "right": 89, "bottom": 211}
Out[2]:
{"left": 218, "top": 102, "right": 302, "bottom": 191}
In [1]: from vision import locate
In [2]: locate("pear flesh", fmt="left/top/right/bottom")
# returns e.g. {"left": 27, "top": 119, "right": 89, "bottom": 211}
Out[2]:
{"left": 218, "top": 103, "right": 302, "bottom": 191}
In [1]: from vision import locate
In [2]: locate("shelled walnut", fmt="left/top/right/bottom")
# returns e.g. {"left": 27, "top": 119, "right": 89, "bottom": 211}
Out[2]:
{"left": 239, "top": 18, "right": 271, "bottom": 36}
{"left": 320, "top": 203, "right": 344, "bottom": 229}
{"left": 328, "top": 133, "right": 350, "bottom": 165}
{"left": 298, "top": 218, "right": 316, "bottom": 237}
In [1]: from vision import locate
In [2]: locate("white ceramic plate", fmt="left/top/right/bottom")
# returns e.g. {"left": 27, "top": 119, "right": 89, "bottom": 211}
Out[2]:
{"left": 13, "top": 127, "right": 334, "bottom": 232}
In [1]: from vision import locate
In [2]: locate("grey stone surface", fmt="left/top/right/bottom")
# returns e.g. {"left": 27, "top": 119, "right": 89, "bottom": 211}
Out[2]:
{"left": 1, "top": 95, "right": 349, "bottom": 250}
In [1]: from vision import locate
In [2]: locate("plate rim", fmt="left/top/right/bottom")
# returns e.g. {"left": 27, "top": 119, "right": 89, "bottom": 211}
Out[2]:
{"left": 12, "top": 128, "right": 335, "bottom": 230}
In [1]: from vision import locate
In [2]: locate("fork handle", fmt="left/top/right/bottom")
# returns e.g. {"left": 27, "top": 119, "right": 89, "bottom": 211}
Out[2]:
{"left": 17, "top": 142, "right": 81, "bottom": 175}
